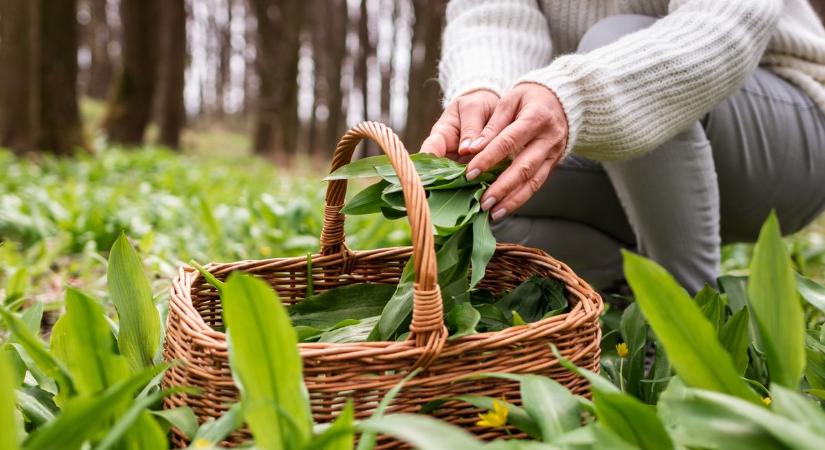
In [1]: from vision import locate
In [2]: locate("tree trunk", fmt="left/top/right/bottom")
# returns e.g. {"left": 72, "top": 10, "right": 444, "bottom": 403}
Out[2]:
{"left": 405, "top": 0, "right": 445, "bottom": 151}
{"left": 250, "top": 0, "right": 278, "bottom": 155}
{"left": 307, "top": 0, "right": 327, "bottom": 158}
{"left": 0, "top": 0, "right": 39, "bottom": 153}
{"left": 39, "top": 0, "right": 86, "bottom": 154}
{"left": 379, "top": 0, "right": 397, "bottom": 125}
{"left": 157, "top": 0, "right": 187, "bottom": 149}
{"left": 0, "top": 0, "right": 85, "bottom": 155}
{"left": 86, "top": 0, "right": 116, "bottom": 100}
{"left": 103, "top": 0, "right": 159, "bottom": 145}
{"left": 322, "top": 0, "right": 348, "bottom": 155}
{"left": 357, "top": 0, "right": 375, "bottom": 155}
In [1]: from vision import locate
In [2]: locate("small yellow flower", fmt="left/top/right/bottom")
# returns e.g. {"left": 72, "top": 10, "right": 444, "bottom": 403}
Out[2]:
{"left": 762, "top": 396, "right": 772, "bottom": 406}
{"left": 616, "top": 342, "right": 629, "bottom": 359}
{"left": 476, "top": 398, "right": 509, "bottom": 428}
{"left": 259, "top": 245, "right": 272, "bottom": 256}
{"left": 193, "top": 438, "right": 212, "bottom": 449}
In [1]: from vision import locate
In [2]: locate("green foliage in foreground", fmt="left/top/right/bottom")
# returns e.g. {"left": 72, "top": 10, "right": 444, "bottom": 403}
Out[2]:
{"left": 2, "top": 148, "right": 825, "bottom": 449}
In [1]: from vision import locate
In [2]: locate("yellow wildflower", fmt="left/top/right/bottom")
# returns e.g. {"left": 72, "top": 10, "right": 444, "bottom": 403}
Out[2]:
{"left": 762, "top": 396, "right": 772, "bottom": 406}
{"left": 616, "top": 342, "right": 629, "bottom": 359}
{"left": 476, "top": 398, "right": 509, "bottom": 428}
{"left": 193, "top": 438, "right": 213, "bottom": 449}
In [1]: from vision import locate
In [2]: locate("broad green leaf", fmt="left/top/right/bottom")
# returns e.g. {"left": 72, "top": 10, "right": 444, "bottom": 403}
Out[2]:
{"left": 445, "top": 303, "right": 480, "bottom": 339}
{"left": 619, "top": 303, "right": 647, "bottom": 396}
{"left": 659, "top": 387, "right": 825, "bottom": 450}
{"left": 341, "top": 181, "right": 390, "bottom": 216}
{"left": 470, "top": 211, "right": 495, "bottom": 289}
{"left": 4, "top": 268, "right": 28, "bottom": 306}
{"left": 643, "top": 341, "right": 672, "bottom": 403}
{"left": 592, "top": 390, "right": 674, "bottom": 450}
{"left": 23, "top": 365, "right": 165, "bottom": 450}
{"left": 121, "top": 413, "right": 167, "bottom": 450}
{"left": 50, "top": 288, "right": 128, "bottom": 395}
{"left": 16, "top": 388, "right": 56, "bottom": 427}
{"left": 623, "top": 251, "right": 759, "bottom": 403}
{"left": 454, "top": 394, "right": 541, "bottom": 439}
{"left": 0, "top": 307, "right": 74, "bottom": 402}
{"left": 221, "top": 273, "right": 312, "bottom": 450}
{"left": 427, "top": 188, "right": 476, "bottom": 232}
{"left": 797, "top": 274, "right": 825, "bottom": 313}
{"left": 150, "top": 406, "right": 199, "bottom": 438}
{"left": 495, "top": 277, "right": 567, "bottom": 323}
{"left": 806, "top": 342, "right": 825, "bottom": 390}
{"left": 19, "top": 302, "right": 42, "bottom": 336}
{"left": 189, "top": 403, "right": 243, "bottom": 448}
{"left": 769, "top": 384, "right": 825, "bottom": 436}
{"left": 719, "top": 307, "right": 751, "bottom": 375}
{"left": 488, "top": 373, "right": 581, "bottom": 442}
{"left": 357, "top": 414, "right": 483, "bottom": 450}
{"left": 370, "top": 258, "right": 414, "bottom": 341}
{"left": 94, "top": 387, "right": 181, "bottom": 450}
{"left": 554, "top": 423, "right": 639, "bottom": 450}
{"left": 324, "top": 155, "right": 390, "bottom": 180}
{"left": 747, "top": 213, "right": 806, "bottom": 388}
{"left": 309, "top": 400, "right": 354, "bottom": 450}
{"left": 696, "top": 286, "right": 726, "bottom": 332}
{"left": 1, "top": 351, "right": 19, "bottom": 450}
{"left": 317, "top": 317, "right": 379, "bottom": 343}
{"left": 107, "top": 234, "right": 161, "bottom": 370}
{"left": 289, "top": 284, "right": 396, "bottom": 329}
{"left": 718, "top": 275, "right": 749, "bottom": 313}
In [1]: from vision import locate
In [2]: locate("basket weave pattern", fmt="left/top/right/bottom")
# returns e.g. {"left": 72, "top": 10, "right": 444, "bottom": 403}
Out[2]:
{"left": 163, "top": 122, "right": 603, "bottom": 448}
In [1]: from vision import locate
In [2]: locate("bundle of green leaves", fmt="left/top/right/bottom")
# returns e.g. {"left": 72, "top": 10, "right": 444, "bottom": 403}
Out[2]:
{"left": 197, "top": 153, "right": 570, "bottom": 344}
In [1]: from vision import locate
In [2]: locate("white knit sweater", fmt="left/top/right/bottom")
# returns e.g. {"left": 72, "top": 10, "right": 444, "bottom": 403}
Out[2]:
{"left": 438, "top": 0, "right": 825, "bottom": 160}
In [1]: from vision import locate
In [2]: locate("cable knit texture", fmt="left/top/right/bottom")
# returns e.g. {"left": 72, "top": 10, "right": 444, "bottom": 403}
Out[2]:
{"left": 439, "top": 0, "right": 825, "bottom": 161}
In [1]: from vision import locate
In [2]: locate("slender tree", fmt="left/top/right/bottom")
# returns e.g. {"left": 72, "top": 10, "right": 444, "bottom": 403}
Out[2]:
{"left": 405, "top": 0, "right": 446, "bottom": 150}
{"left": 84, "top": 0, "right": 117, "bottom": 100}
{"left": 322, "top": 0, "right": 349, "bottom": 154}
{"left": 103, "top": 0, "right": 160, "bottom": 145}
{"left": 0, "top": 0, "right": 39, "bottom": 153}
{"left": 39, "top": 0, "right": 86, "bottom": 153}
{"left": 250, "top": 0, "right": 304, "bottom": 159}
{"left": 156, "top": 0, "right": 187, "bottom": 149}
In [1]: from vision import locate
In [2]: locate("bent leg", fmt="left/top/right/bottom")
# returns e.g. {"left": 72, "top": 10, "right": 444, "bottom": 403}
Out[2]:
{"left": 705, "top": 68, "right": 825, "bottom": 242}
{"left": 581, "top": 15, "right": 721, "bottom": 294}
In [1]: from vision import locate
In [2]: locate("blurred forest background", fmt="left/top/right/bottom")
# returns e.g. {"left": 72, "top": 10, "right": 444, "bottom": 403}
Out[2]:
{"left": 0, "top": 0, "right": 445, "bottom": 161}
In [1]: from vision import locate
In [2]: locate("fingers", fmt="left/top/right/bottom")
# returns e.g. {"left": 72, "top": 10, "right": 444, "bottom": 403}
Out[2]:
{"left": 420, "top": 104, "right": 460, "bottom": 157}
{"left": 466, "top": 112, "right": 536, "bottom": 179}
{"left": 459, "top": 95, "right": 519, "bottom": 157}
{"left": 490, "top": 159, "right": 555, "bottom": 221}
{"left": 479, "top": 137, "right": 552, "bottom": 210}
{"left": 457, "top": 96, "right": 496, "bottom": 154}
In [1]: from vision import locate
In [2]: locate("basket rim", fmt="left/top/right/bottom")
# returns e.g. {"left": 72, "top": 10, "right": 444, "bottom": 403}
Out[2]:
{"left": 168, "top": 242, "right": 603, "bottom": 361}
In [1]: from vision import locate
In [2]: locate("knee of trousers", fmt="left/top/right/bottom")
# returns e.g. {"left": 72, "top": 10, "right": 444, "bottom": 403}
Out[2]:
{"left": 577, "top": 15, "right": 658, "bottom": 53}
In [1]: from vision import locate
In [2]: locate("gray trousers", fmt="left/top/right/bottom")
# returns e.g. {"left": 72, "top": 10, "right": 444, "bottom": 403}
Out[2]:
{"left": 492, "top": 15, "right": 825, "bottom": 294}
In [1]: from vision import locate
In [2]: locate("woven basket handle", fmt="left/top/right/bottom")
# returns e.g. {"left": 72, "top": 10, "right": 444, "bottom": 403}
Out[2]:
{"left": 320, "top": 121, "right": 446, "bottom": 367}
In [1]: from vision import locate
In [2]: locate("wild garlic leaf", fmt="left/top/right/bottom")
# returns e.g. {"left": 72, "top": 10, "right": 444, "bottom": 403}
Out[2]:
{"left": 469, "top": 210, "right": 495, "bottom": 289}
{"left": 341, "top": 180, "right": 390, "bottom": 216}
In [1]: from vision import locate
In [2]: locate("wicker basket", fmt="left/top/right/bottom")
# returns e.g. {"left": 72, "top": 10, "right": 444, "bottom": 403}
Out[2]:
{"left": 163, "top": 121, "right": 603, "bottom": 448}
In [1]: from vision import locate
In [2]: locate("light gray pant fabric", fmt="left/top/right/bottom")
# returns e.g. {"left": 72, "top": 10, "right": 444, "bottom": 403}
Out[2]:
{"left": 492, "top": 15, "right": 825, "bottom": 294}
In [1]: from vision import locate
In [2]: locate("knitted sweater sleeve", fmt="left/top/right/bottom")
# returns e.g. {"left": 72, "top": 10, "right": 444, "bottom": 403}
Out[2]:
{"left": 438, "top": 0, "right": 553, "bottom": 104}
{"left": 519, "top": 0, "right": 782, "bottom": 160}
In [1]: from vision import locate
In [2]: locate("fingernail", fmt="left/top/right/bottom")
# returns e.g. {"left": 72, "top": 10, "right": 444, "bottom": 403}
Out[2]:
{"left": 459, "top": 139, "right": 471, "bottom": 151}
{"left": 466, "top": 168, "right": 480, "bottom": 180}
{"left": 491, "top": 208, "right": 508, "bottom": 221}
{"left": 481, "top": 197, "right": 497, "bottom": 211}
{"left": 469, "top": 137, "right": 484, "bottom": 150}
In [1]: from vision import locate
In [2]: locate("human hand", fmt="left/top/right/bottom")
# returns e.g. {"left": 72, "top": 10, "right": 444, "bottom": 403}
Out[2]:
{"left": 420, "top": 89, "right": 500, "bottom": 162}
{"left": 463, "top": 83, "right": 568, "bottom": 221}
